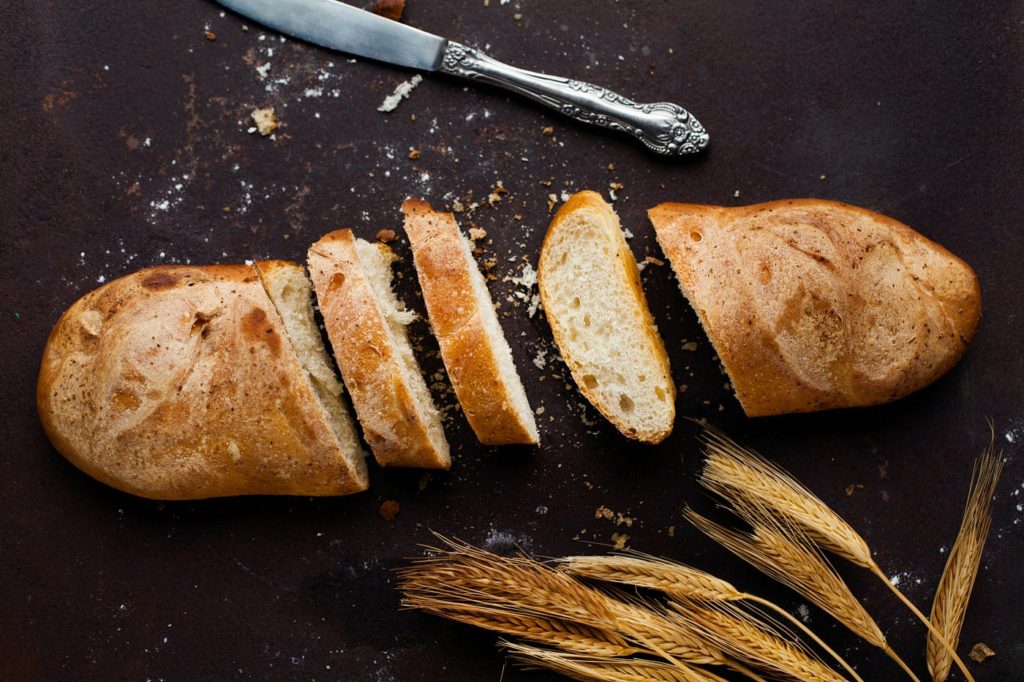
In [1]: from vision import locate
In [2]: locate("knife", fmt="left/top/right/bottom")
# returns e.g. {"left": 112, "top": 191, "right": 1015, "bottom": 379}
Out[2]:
{"left": 215, "top": 0, "right": 709, "bottom": 155}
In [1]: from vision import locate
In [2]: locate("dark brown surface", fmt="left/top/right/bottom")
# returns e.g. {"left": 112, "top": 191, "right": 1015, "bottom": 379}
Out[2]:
{"left": 2, "top": 1, "right": 1022, "bottom": 679}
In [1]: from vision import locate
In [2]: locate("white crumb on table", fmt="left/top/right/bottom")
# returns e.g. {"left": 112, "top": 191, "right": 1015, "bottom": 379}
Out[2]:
{"left": 377, "top": 75, "right": 423, "bottom": 112}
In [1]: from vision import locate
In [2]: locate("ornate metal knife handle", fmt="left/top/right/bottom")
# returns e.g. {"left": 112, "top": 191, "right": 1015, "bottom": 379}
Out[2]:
{"left": 439, "top": 41, "right": 708, "bottom": 156}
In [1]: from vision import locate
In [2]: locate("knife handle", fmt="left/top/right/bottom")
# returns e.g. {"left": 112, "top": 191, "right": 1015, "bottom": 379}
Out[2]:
{"left": 438, "top": 41, "right": 708, "bottom": 156}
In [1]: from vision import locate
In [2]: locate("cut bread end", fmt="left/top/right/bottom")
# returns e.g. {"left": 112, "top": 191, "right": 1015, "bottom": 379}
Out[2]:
{"left": 539, "top": 191, "right": 675, "bottom": 444}
{"left": 255, "top": 260, "right": 369, "bottom": 491}
{"left": 353, "top": 239, "right": 452, "bottom": 468}
{"left": 402, "top": 199, "right": 538, "bottom": 445}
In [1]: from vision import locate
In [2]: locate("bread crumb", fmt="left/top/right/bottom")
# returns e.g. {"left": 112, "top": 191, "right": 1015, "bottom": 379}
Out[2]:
{"left": 541, "top": 126, "right": 554, "bottom": 136}
{"left": 547, "top": 193, "right": 558, "bottom": 213}
{"left": 667, "top": 525, "right": 675, "bottom": 538}
{"left": 370, "top": 0, "right": 405, "bottom": 20}
{"left": 622, "top": 228, "right": 634, "bottom": 239}
{"left": 377, "top": 74, "right": 423, "bottom": 112}
{"left": 468, "top": 227, "right": 487, "bottom": 241}
{"left": 969, "top": 643, "right": 995, "bottom": 663}
{"left": 376, "top": 229, "right": 397, "bottom": 243}
{"left": 845, "top": 483, "right": 864, "bottom": 496}
{"left": 378, "top": 499, "right": 400, "bottom": 521}
{"left": 682, "top": 341, "right": 699, "bottom": 352}
{"left": 595, "top": 505, "right": 614, "bottom": 521}
{"left": 487, "top": 180, "right": 508, "bottom": 207}
{"left": 644, "top": 256, "right": 664, "bottom": 267}
{"left": 251, "top": 107, "right": 279, "bottom": 136}
{"left": 408, "top": 148, "right": 421, "bottom": 160}
{"left": 204, "top": 31, "right": 217, "bottom": 41}
{"left": 611, "top": 532, "right": 630, "bottom": 550}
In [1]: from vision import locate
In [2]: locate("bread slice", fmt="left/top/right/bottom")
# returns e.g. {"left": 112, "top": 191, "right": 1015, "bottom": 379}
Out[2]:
{"left": 254, "top": 260, "right": 367, "bottom": 470}
{"left": 36, "top": 263, "right": 369, "bottom": 499}
{"left": 538, "top": 191, "right": 675, "bottom": 443}
{"left": 648, "top": 199, "right": 982, "bottom": 416}
{"left": 402, "top": 200, "right": 538, "bottom": 445}
{"left": 307, "top": 230, "right": 451, "bottom": 469}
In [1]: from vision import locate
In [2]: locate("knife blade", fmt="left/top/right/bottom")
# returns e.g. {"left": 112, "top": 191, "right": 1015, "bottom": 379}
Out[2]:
{"left": 216, "top": 0, "right": 709, "bottom": 155}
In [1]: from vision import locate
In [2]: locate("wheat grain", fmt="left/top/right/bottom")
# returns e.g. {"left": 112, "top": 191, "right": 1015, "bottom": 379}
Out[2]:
{"left": 399, "top": 537, "right": 727, "bottom": 668}
{"left": 504, "top": 641, "right": 729, "bottom": 682}
{"left": 403, "top": 596, "right": 638, "bottom": 657}
{"left": 671, "top": 600, "right": 848, "bottom": 682}
{"left": 698, "top": 425, "right": 873, "bottom": 568}
{"left": 927, "top": 446, "right": 1003, "bottom": 682}
{"left": 685, "top": 506, "right": 887, "bottom": 649}
{"left": 694, "top": 425, "right": 978, "bottom": 681}
{"left": 562, "top": 554, "right": 742, "bottom": 602}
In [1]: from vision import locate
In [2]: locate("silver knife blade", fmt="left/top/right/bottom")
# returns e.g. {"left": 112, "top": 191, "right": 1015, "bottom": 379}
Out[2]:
{"left": 216, "top": 0, "right": 446, "bottom": 71}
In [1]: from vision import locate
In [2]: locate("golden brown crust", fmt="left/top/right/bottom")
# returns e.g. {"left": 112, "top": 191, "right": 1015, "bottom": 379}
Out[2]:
{"left": 402, "top": 199, "right": 538, "bottom": 445}
{"left": 307, "top": 229, "right": 451, "bottom": 468}
{"left": 648, "top": 198, "right": 982, "bottom": 416}
{"left": 36, "top": 264, "right": 369, "bottom": 499}
{"left": 539, "top": 190, "right": 675, "bottom": 443}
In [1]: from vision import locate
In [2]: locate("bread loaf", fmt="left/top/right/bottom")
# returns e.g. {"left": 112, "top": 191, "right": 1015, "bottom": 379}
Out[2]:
{"left": 37, "top": 263, "right": 369, "bottom": 499}
{"left": 308, "top": 230, "right": 452, "bottom": 469}
{"left": 539, "top": 191, "right": 675, "bottom": 443}
{"left": 402, "top": 200, "right": 538, "bottom": 445}
{"left": 648, "top": 199, "right": 982, "bottom": 416}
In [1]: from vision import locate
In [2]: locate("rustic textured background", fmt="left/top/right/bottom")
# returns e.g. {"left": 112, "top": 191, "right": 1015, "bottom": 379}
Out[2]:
{"left": 2, "top": 0, "right": 1022, "bottom": 679}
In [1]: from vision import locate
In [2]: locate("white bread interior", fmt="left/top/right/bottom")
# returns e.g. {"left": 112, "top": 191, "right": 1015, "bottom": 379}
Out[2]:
{"left": 539, "top": 191, "right": 675, "bottom": 443}
{"left": 354, "top": 239, "right": 450, "bottom": 463}
{"left": 257, "top": 262, "right": 367, "bottom": 473}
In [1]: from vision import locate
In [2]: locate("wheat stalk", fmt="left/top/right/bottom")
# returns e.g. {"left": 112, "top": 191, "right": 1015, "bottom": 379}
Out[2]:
{"left": 404, "top": 596, "right": 639, "bottom": 657}
{"left": 685, "top": 505, "right": 923, "bottom": 680}
{"left": 695, "top": 424, "right": 977, "bottom": 682}
{"left": 561, "top": 554, "right": 742, "bottom": 602}
{"left": 927, "top": 445, "right": 1003, "bottom": 682}
{"left": 670, "top": 600, "right": 848, "bottom": 682}
{"left": 398, "top": 536, "right": 731, "bottom": 673}
{"left": 504, "top": 641, "right": 729, "bottom": 682}
{"left": 698, "top": 425, "right": 873, "bottom": 567}
{"left": 562, "top": 553, "right": 863, "bottom": 681}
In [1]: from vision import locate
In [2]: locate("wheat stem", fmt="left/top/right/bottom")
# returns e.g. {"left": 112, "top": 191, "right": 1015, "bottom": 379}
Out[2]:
{"left": 926, "top": 443, "right": 1001, "bottom": 682}
{"left": 744, "top": 595, "right": 863, "bottom": 682}
{"left": 884, "top": 644, "right": 922, "bottom": 682}
{"left": 866, "top": 565, "right": 974, "bottom": 682}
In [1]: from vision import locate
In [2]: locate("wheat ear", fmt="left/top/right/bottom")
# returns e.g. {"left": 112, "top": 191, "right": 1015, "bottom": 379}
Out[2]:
{"left": 671, "top": 600, "right": 849, "bottom": 682}
{"left": 927, "top": 446, "right": 1003, "bottom": 682}
{"left": 504, "top": 641, "right": 731, "bottom": 682}
{"left": 697, "top": 425, "right": 976, "bottom": 681}
{"left": 685, "top": 505, "right": 920, "bottom": 681}
{"left": 403, "top": 596, "right": 639, "bottom": 657}
{"left": 561, "top": 553, "right": 863, "bottom": 681}
{"left": 398, "top": 536, "right": 728, "bottom": 671}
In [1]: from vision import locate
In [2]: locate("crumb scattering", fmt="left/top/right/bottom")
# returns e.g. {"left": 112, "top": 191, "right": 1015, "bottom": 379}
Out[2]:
{"left": 468, "top": 227, "right": 487, "bottom": 241}
{"left": 379, "top": 499, "right": 400, "bottom": 521}
{"left": 969, "top": 643, "right": 995, "bottom": 663}
{"left": 610, "top": 532, "right": 630, "bottom": 550}
{"left": 250, "top": 107, "right": 279, "bottom": 136}
{"left": 378, "top": 74, "right": 423, "bottom": 112}
{"left": 376, "top": 229, "right": 397, "bottom": 243}
{"left": 370, "top": 0, "right": 405, "bottom": 20}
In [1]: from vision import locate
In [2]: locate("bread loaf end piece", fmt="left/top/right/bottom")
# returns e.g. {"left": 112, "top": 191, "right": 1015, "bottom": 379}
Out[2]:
{"left": 37, "top": 264, "right": 370, "bottom": 499}
{"left": 402, "top": 199, "right": 539, "bottom": 445}
{"left": 539, "top": 191, "right": 675, "bottom": 444}
{"left": 308, "top": 230, "right": 451, "bottom": 469}
{"left": 649, "top": 199, "right": 982, "bottom": 416}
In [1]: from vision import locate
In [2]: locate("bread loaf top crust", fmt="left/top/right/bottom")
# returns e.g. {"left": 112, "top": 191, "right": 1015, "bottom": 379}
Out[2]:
{"left": 649, "top": 199, "right": 982, "bottom": 416}
{"left": 37, "top": 264, "right": 370, "bottom": 499}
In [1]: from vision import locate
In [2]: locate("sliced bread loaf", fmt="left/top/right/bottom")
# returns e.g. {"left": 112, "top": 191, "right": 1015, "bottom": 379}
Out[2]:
{"left": 402, "top": 199, "right": 538, "bottom": 445}
{"left": 37, "top": 263, "right": 370, "bottom": 499}
{"left": 308, "top": 230, "right": 451, "bottom": 469}
{"left": 538, "top": 191, "right": 675, "bottom": 443}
